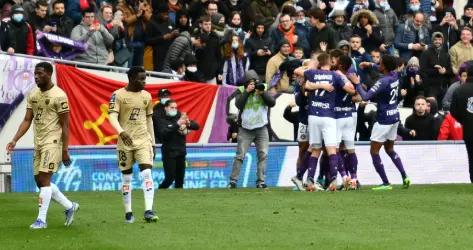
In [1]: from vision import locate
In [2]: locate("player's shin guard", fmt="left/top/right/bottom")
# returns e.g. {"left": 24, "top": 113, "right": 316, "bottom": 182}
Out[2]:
{"left": 38, "top": 186, "right": 52, "bottom": 222}
{"left": 297, "top": 151, "right": 311, "bottom": 179}
{"left": 51, "top": 183, "right": 73, "bottom": 210}
{"left": 140, "top": 169, "right": 154, "bottom": 211}
{"left": 371, "top": 153, "right": 390, "bottom": 185}
{"left": 306, "top": 156, "right": 319, "bottom": 180}
{"left": 122, "top": 174, "right": 133, "bottom": 213}
{"left": 387, "top": 151, "right": 407, "bottom": 179}
{"left": 328, "top": 154, "right": 339, "bottom": 182}
{"left": 346, "top": 153, "right": 358, "bottom": 179}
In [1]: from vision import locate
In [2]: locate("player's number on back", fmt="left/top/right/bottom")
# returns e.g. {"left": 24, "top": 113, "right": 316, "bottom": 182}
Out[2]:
{"left": 389, "top": 88, "right": 398, "bottom": 105}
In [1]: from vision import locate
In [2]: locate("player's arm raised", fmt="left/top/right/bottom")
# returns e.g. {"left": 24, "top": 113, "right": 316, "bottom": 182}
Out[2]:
{"left": 350, "top": 74, "right": 378, "bottom": 101}
{"left": 6, "top": 109, "right": 33, "bottom": 153}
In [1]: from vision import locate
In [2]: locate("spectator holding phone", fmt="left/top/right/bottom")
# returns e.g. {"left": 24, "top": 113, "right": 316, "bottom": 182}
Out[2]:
{"left": 245, "top": 18, "right": 272, "bottom": 82}
{"left": 47, "top": 0, "right": 74, "bottom": 37}
{"left": 394, "top": 11, "right": 430, "bottom": 61}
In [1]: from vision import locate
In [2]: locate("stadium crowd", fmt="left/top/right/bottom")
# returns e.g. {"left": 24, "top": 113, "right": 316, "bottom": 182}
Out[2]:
{"left": 0, "top": 0, "right": 472, "bottom": 141}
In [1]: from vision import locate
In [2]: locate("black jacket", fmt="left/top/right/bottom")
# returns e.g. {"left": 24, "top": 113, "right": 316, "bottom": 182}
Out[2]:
{"left": 309, "top": 25, "right": 337, "bottom": 52}
{"left": 146, "top": 17, "right": 175, "bottom": 72}
{"left": 152, "top": 103, "right": 165, "bottom": 143}
{"left": 404, "top": 113, "right": 437, "bottom": 140}
{"left": 157, "top": 111, "right": 200, "bottom": 156}
{"left": 352, "top": 25, "right": 383, "bottom": 53}
{"left": 433, "top": 24, "right": 460, "bottom": 50}
{"left": 48, "top": 14, "right": 75, "bottom": 37}
{"left": 245, "top": 33, "right": 272, "bottom": 76}
{"left": 450, "top": 81, "right": 473, "bottom": 141}
{"left": 419, "top": 46, "right": 454, "bottom": 93}
{"left": 194, "top": 31, "right": 222, "bottom": 81}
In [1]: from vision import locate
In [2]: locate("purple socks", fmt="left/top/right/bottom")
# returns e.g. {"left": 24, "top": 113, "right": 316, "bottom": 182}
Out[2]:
{"left": 387, "top": 151, "right": 407, "bottom": 179}
{"left": 345, "top": 153, "right": 358, "bottom": 179}
{"left": 371, "top": 153, "right": 390, "bottom": 185}
{"left": 297, "top": 151, "right": 311, "bottom": 180}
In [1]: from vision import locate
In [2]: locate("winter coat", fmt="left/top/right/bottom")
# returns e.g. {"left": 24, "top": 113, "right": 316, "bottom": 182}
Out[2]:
{"left": 328, "top": 21, "right": 352, "bottom": 44}
{"left": 265, "top": 52, "right": 290, "bottom": 91}
{"left": 433, "top": 24, "right": 460, "bottom": 50}
{"left": 419, "top": 46, "right": 453, "bottom": 96}
{"left": 404, "top": 113, "right": 436, "bottom": 140}
{"left": 194, "top": 30, "right": 222, "bottom": 81}
{"left": 308, "top": 24, "right": 337, "bottom": 52}
{"left": 248, "top": 0, "right": 279, "bottom": 28}
{"left": 48, "top": 14, "right": 75, "bottom": 37}
{"left": 373, "top": 7, "right": 398, "bottom": 46}
{"left": 449, "top": 41, "right": 473, "bottom": 75}
{"left": 437, "top": 113, "right": 463, "bottom": 140}
{"left": 162, "top": 31, "right": 193, "bottom": 73}
{"left": 1, "top": 20, "right": 34, "bottom": 55}
{"left": 394, "top": 20, "right": 431, "bottom": 60}
{"left": 146, "top": 17, "right": 176, "bottom": 71}
{"left": 157, "top": 111, "right": 199, "bottom": 156}
{"left": 450, "top": 81, "right": 473, "bottom": 141}
{"left": 70, "top": 22, "right": 114, "bottom": 64}
{"left": 245, "top": 32, "right": 272, "bottom": 76}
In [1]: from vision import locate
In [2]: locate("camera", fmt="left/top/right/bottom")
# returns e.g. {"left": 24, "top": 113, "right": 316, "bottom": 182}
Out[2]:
{"left": 255, "top": 82, "right": 265, "bottom": 91}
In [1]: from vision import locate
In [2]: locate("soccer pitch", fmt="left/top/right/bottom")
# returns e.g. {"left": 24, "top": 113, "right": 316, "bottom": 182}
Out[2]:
{"left": 1, "top": 185, "right": 472, "bottom": 249}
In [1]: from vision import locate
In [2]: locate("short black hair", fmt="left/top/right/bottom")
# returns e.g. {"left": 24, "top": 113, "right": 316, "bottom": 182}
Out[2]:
{"left": 164, "top": 99, "right": 176, "bottom": 107}
{"left": 415, "top": 95, "right": 427, "bottom": 102}
{"left": 36, "top": 0, "right": 49, "bottom": 9}
{"left": 81, "top": 7, "right": 96, "bottom": 16}
{"left": 329, "top": 49, "right": 343, "bottom": 58}
{"left": 35, "top": 62, "right": 53, "bottom": 74}
{"left": 127, "top": 66, "right": 146, "bottom": 79}
{"left": 308, "top": 8, "right": 325, "bottom": 22}
{"left": 52, "top": 0, "right": 65, "bottom": 8}
{"left": 381, "top": 55, "right": 397, "bottom": 72}
{"left": 338, "top": 55, "right": 352, "bottom": 72}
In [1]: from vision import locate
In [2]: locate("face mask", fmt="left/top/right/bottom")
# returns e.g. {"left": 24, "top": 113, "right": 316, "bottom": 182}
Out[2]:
{"left": 230, "top": 0, "right": 238, "bottom": 5}
{"left": 187, "top": 66, "right": 197, "bottom": 72}
{"left": 12, "top": 13, "right": 23, "bottom": 22}
{"left": 167, "top": 110, "right": 177, "bottom": 117}
{"left": 231, "top": 42, "right": 239, "bottom": 49}
{"left": 379, "top": 1, "right": 390, "bottom": 10}
{"left": 296, "top": 19, "right": 305, "bottom": 24}
{"left": 161, "top": 97, "right": 170, "bottom": 104}
{"left": 410, "top": 4, "right": 420, "bottom": 12}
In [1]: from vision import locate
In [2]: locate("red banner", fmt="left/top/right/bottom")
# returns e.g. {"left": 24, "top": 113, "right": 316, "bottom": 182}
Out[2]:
{"left": 56, "top": 64, "right": 218, "bottom": 145}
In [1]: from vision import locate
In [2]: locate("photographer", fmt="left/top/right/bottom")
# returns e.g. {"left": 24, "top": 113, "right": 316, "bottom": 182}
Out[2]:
{"left": 157, "top": 100, "right": 199, "bottom": 189}
{"left": 228, "top": 70, "right": 276, "bottom": 189}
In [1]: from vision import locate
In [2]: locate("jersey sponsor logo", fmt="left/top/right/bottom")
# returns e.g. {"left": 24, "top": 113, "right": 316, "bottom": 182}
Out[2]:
{"left": 311, "top": 101, "right": 330, "bottom": 109}
{"left": 386, "top": 109, "right": 398, "bottom": 116}
{"left": 467, "top": 97, "right": 473, "bottom": 114}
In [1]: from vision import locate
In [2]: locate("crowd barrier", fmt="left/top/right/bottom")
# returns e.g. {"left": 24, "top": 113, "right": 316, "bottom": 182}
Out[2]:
{"left": 11, "top": 141, "right": 470, "bottom": 192}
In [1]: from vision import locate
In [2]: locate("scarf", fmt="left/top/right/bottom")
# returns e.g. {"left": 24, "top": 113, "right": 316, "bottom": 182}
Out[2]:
{"left": 226, "top": 54, "right": 245, "bottom": 86}
{"left": 278, "top": 24, "right": 296, "bottom": 52}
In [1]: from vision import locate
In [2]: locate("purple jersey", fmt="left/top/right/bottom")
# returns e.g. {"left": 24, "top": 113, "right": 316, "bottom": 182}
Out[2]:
{"left": 305, "top": 69, "right": 345, "bottom": 118}
{"left": 356, "top": 71, "right": 400, "bottom": 125}
{"left": 335, "top": 72, "right": 354, "bottom": 119}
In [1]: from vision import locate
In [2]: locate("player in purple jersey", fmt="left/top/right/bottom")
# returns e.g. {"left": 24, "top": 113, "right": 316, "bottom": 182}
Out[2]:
{"left": 303, "top": 53, "right": 354, "bottom": 191}
{"left": 351, "top": 55, "right": 411, "bottom": 190}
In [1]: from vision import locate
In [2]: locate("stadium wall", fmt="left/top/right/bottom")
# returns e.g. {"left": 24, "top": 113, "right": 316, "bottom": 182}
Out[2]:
{"left": 11, "top": 142, "right": 469, "bottom": 192}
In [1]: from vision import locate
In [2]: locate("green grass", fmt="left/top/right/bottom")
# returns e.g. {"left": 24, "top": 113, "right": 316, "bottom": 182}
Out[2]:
{"left": 0, "top": 185, "right": 473, "bottom": 249}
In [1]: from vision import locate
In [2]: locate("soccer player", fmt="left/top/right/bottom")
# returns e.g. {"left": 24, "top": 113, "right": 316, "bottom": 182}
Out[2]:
{"left": 304, "top": 53, "right": 354, "bottom": 191}
{"left": 109, "top": 66, "right": 158, "bottom": 223}
{"left": 351, "top": 55, "right": 411, "bottom": 190}
{"left": 6, "top": 62, "right": 79, "bottom": 229}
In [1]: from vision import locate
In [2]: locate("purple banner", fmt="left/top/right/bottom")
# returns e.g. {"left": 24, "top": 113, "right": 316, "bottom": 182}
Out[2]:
{"left": 208, "top": 85, "right": 238, "bottom": 143}
{"left": 36, "top": 31, "right": 87, "bottom": 60}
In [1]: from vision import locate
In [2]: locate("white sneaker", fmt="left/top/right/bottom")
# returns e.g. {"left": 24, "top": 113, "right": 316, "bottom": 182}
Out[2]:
{"left": 64, "top": 202, "right": 79, "bottom": 226}
{"left": 291, "top": 176, "right": 304, "bottom": 191}
{"left": 30, "top": 219, "right": 47, "bottom": 229}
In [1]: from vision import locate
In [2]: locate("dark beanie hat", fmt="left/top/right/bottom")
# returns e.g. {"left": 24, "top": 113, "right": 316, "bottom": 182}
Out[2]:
{"left": 278, "top": 38, "right": 290, "bottom": 49}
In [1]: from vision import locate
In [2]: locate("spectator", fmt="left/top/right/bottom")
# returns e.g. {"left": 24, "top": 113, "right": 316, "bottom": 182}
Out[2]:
{"left": 225, "top": 11, "right": 246, "bottom": 43}
{"left": 1, "top": 5, "right": 34, "bottom": 55}
{"left": 65, "top": 0, "right": 89, "bottom": 25}
{"left": 157, "top": 100, "right": 199, "bottom": 189}
{"left": 373, "top": 0, "right": 398, "bottom": 55}
{"left": 271, "top": 13, "right": 299, "bottom": 54}
{"left": 188, "top": 0, "right": 212, "bottom": 22}
{"left": 228, "top": 70, "right": 276, "bottom": 189}
{"left": 346, "top": 0, "right": 376, "bottom": 18}
{"left": 351, "top": 9, "right": 383, "bottom": 53}
{"left": 394, "top": 11, "right": 430, "bottom": 61}
{"left": 28, "top": 0, "right": 48, "bottom": 35}
{"left": 266, "top": 39, "right": 292, "bottom": 92}
{"left": 222, "top": 33, "right": 249, "bottom": 86}
{"left": 283, "top": 101, "right": 299, "bottom": 141}
{"left": 245, "top": 18, "right": 272, "bottom": 82}
{"left": 457, "top": 3, "right": 473, "bottom": 30}
{"left": 226, "top": 113, "right": 239, "bottom": 143}
{"left": 182, "top": 53, "right": 205, "bottom": 82}
{"left": 294, "top": 6, "right": 311, "bottom": 57}
{"left": 146, "top": 3, "right": 179, "bottom": 72}
{"left": 443, "top": 66, "right": 468, "bottom": 111}
{"left": 167, "top": 0, "right": 183, "bottom": 26}
{"left": 308, "top": 7, "right": 337, "bottom": 52}
{"left": 388, "top": 0, "right": 406, "bottom": 17}
{"left": 400, "top": 56, "right": 423, "bottom": 107}
{"left": 193, "top": 15, "right": 222, "bottom": 84}
{"left": 426, "top": 96, "right": 444, "bottom": 136}
{"left": 110, "top": 10, "right": 130, "bottom": 67}
{"left": 97, "top": 4, "right": 120, "bottom": 39}
{"left": 46, "top": 0, "right": 74, "bottom": 37}
{"left": 71, "top": 7, "right": 114, "bottom": 64}
{"left": 349, "top": 35, "right": 371, "bottom": 74}
{"left": 437, "top": 112, "right": 463, "bottom": 140}
{"left": 419, "top": 31, "right": 453, "bottom": 101}
{"left": 175, "top": 9, "right": 190, "bottom": 33}
{"left": 153, "top": 88, "right": 172, "bottom": 143}
{"left": 211, "top": 12, "right": 225, "bottom": 39}
{"left": 247, "top": 0, "right": 279, "bottom": 28}
{"left": 328, "top": 9, "right": 352, "bottom": 44}
{"left": 433, "top": 7, "right": 459, "bottom": 50}
{"left": 404, "top": 96, "right": 437, "bottom": 140}
{"left": 292, "top": 47, "right": 304, "bottom": 59}
{"left": 449, "top": 27, "right": 473, "bottom": 75}
{"left": 219, "top": 0, "right": 248, "bottom": 19}
{"left": 162, "top": 29, "right": 194, "bottom": 73}
{"left": 450, "top": 64, "right": 473, "bottom": 183}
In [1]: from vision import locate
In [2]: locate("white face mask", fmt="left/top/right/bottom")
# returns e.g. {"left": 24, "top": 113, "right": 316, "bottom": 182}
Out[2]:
{"left": 187, "top": 66, "right": 197, "bottom": 72}
{"left": 231, "top": 41, "right": 239, "bottom": 49}
{"left": 296, "top": 19, "right": 305, "bottom": 24}
{"left": 167, "top": 110, "right": 178, "bottom": 117}
{"left": 160, "top": 97, "right": 170, "bottom": 104}
{"left": 410, "top": 4, "right": 420, "bottom": 12}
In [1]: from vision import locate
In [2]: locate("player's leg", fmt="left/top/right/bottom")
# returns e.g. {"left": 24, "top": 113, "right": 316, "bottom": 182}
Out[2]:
{"left": 229, "top": 128, "right": 254, "bottom": 188}
{"left": 306, "top": 116, "right": 323, "bottom": 191}
{"left": 137, "top": 144, "right": 158, "bottom": 222}
{"left": 254, "top": 127, "right": 269, "bottom": 188}
{"left": 31, "top": 171, "right": 52, "bottom": 229}
{"left": 345, "top": 148, "right": 358, "bottom": 190}
{"left": 321, "top": 117, "right": 339, "bottom": 191}
{"left": 384, "top": 140, "right": 410, "bottom": 188}
{"left": 158, "top": 152, "right": 176, "bottom": 189}
{"left": 118, "top": 149, "right": 134, "bottom": 223}
{"left": 318, "top": 150, "right": 329, "bottom": 188}
{"left": 174, "top": 154, "right": 186, "bottom": 188}
{"left": 369, "top": 122, "right": 392, "bottom": 190}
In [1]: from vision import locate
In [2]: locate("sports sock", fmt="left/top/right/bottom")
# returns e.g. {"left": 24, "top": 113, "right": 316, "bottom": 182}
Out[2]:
{"left": 387, "top": 151, "right": 407, "bottom": 179}
{"left": 371, "top": 153, "right": 390, "bottom": 185}
{"left": 319, "top": 154, "right": 329, "bottom": 180}
{"left": 140, "top": 169, "right": 154, "bottom": 211}
{"left": 37, "top": 186, "right": 52, "bottom": 222}
{"left": 296, "top": 151, "right": 311, "bottom": 180}
{"left": 337, "top": 152, "right": 346, "bottom": 177}
{"left": 346, "top": 153, "right": 358, "bottom": 179}
{"left": 51, "top": 183, "right": 73, "bottom": 210}
{"left": 306, "top": 156, "right": 319, "bottom": 180}
{"left": 328, "top": 154, "right": 339, "bottom": 182}
{"left": 122, "top": 174, "right": 132, "bottom": 213}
